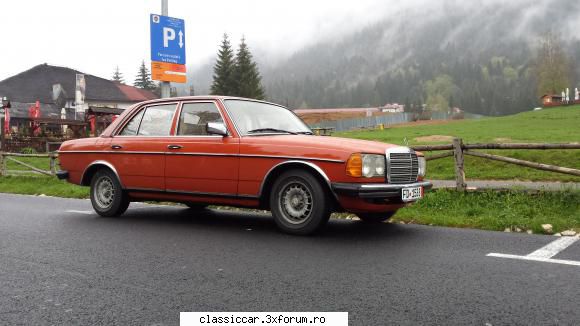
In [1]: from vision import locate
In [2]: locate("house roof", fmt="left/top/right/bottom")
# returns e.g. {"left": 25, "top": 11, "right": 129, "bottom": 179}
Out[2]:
{"left": 540, "top": 94, "right": 563, "bottom": 99}
{"left": 0, "top": 63, "right": 158, "bottom": 104}
{"left": 116, "top": 83, "right": 158, "bottom": 101}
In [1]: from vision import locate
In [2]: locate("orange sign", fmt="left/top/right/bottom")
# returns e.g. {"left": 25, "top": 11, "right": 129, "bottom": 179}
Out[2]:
{"left": 151, "top": 61, "right": 187, "bottom": 83}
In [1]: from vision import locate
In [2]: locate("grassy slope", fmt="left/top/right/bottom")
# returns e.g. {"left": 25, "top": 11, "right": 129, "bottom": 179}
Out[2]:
{"left": 338, "top": 105, "right": 580, "bottom": 182}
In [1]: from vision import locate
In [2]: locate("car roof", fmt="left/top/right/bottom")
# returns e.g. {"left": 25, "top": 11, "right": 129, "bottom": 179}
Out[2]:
{"left": 135, "top": 96, "right": 286, "bottom": 109}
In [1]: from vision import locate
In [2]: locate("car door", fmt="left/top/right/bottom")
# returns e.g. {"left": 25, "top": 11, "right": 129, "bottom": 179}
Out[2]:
{"left": 107, "top": 102, "right": 178, "bottom": 191}
{"left": 164, "top": 101, "right": 239, "bottom": 196}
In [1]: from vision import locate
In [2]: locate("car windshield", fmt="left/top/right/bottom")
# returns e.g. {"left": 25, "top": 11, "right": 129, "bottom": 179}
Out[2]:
{"left": 224, "top": 100, "right": 312, "bottom": 136}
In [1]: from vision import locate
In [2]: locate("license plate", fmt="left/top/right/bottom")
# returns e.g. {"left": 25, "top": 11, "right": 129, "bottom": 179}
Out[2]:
{"left": 402, "top": 186, "right": 422, "bottom": 202}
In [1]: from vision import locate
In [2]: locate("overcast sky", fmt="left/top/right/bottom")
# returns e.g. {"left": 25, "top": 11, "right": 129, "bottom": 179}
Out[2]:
{"left": 0, "top": 0, "right": 395, "bottom": 83}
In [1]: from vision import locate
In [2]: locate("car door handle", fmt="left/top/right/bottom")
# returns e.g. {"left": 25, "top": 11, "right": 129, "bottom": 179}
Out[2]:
{"left": 111, "top": 145, "right": 122, "bottom": 150}
{"left": 167, "top": 145, "right": 183, "bottom": 150}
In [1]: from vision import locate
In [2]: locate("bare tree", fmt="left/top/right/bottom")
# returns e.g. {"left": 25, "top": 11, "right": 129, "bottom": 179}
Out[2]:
{"left": 535, "top": 33, "right": 570, "bottom": 97}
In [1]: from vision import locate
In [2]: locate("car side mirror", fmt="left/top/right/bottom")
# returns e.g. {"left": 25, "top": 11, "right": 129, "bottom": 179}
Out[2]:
{"left": 206, "top": 122, "right": 228, "bottom": 136}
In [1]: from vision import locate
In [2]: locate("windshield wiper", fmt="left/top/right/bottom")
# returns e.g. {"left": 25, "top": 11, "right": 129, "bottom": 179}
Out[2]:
{"left": 247, "top": 128, "right": 298, "bottom": 135}
{"left": 296, "top": 131, "right": 314, "bottom": 135}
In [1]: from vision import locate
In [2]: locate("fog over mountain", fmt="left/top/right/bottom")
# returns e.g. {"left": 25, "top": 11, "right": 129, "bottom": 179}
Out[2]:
{"left": 188, "top": 0, "right": 580, "bottom": 115}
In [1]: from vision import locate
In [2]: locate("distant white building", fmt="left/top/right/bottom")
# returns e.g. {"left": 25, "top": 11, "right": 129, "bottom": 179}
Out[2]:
{"left": 381, "top": 103, "right": 405, "bottom": 113}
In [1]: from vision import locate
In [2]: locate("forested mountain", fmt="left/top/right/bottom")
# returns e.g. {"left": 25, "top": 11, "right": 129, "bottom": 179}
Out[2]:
{"left": 189, "top": 0, "right": 580, "bottom": 115}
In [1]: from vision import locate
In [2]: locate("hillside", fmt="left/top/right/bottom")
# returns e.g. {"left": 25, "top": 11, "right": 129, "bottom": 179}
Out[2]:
{"left": 189, "top": 0, "right": 580, "bottom": 116}
{"left": 339, "top": 105, "right": 580, "bottom": 181}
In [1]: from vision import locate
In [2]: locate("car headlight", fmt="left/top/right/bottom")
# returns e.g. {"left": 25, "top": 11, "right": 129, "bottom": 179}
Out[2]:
{"left": 418, "top": 156, "right": 426, "bottom": 177}
{"left": 347, "top": 153, "right": 385, "bottom": 178}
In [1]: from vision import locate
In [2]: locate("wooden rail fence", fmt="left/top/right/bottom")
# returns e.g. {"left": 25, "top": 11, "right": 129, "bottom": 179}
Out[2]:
{"left": 0, "top": 152, "right": 58, "bottom": 176}
{"left": 412, "top": 139, "right": 580, "bottom": 191}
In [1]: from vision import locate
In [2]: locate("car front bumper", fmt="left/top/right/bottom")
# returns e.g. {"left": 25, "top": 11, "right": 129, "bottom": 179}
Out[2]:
{"left": 332, "top": 181, "right": 433, "bottom": 200}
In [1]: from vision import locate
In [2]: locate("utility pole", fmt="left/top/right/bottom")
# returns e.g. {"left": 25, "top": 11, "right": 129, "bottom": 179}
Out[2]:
{"left": 160, "top": 0, "right": 171, "bottom": 98}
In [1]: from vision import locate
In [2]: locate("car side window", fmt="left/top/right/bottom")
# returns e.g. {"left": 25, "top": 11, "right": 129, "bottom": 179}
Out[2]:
{"left": 136, "top": 104, "right": 176, "bottom": 136}
{"left": 177, "top": 102, "right": 224, "bottom": 136}
{"left": 119, "top": 110, "right": 145, "bottom": 136}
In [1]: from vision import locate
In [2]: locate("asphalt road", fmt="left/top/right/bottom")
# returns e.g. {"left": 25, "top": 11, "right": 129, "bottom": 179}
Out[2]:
{"left": 1, "top": 193, "right": 579, "bottom": 326}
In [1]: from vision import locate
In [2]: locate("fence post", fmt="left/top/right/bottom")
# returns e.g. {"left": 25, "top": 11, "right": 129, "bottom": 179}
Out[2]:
{"left": 453, "top": 138, "right": 466, "bottom": 191}
{"left": 0, "top": 153, "right": 6, "bottom": 177}
{"left": 0, "top": 152, "right": 3, "bottom": 176}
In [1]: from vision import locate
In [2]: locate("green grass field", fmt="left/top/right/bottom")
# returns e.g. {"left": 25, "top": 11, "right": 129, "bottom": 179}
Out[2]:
{"left": 393, "top": 189, "right": 580, "bottom": 234}
{"left": 0, "top": 175, "right": 88, "bottom": 198}
{"left": 3, "top": 156, "right": 53, "bottom": 172}
{"left": 338, "top": 105, "right": 580, "bottom": 182}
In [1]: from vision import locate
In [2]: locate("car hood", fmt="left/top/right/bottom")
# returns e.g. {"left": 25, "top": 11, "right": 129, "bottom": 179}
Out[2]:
{"left": 241, "top": 135, "right": 408, "bottom": 161}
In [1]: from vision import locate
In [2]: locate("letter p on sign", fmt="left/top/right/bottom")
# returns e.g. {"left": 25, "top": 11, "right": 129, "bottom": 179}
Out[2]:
{"left": 163, "top": 27, "right": 175, "bottom": 47}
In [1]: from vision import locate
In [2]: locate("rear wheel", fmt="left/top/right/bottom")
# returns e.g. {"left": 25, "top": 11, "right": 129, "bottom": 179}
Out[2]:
{"left": 90, "top": 169, "right": 129, "bottom": 217}
{"left": 270, "top": 169, "right": 331, "bottom": 235}
{"left": 356, "top": 211, "right": 396, "bottom": 223}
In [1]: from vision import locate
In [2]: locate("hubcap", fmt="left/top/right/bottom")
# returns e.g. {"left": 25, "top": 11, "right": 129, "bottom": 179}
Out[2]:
{"left": 94, "top": 176, "right": 115, "bottom": 209}
{"left": 278, "top": 181, "right": 313, "bottom": 224}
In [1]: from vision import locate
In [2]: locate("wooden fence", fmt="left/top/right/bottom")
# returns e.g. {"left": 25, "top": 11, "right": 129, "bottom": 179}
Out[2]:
{"left": 0, "top": 152, "right": 58, "bottom": 176}
{"left": 412, "top": 139, "right": 580, "bottom": 191}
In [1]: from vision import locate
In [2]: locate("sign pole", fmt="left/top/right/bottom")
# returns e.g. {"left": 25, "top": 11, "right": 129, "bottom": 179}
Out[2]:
{"left": 0, "top": 98, "right": 6, "bottom": 151}
{"left": 0, "top": 114, "right": 4, "bottom": 152}
{"left": 160, "top": 0, "right": 171, "bottom": 98}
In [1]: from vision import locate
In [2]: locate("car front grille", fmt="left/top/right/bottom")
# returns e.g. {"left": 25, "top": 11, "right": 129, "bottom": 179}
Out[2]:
{"left": 387, "top": 150, "right": 419, "bottom": 184}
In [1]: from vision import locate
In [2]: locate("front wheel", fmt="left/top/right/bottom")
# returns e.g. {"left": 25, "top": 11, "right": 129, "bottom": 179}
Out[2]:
{"left": 356, "top": 211, "right": 396, "bottom": 223}
{"left": 90, "top": 169, "right": 129, "bottom": 217}
{"left": 270, "top": 169, "right": 331, "bottom": 235}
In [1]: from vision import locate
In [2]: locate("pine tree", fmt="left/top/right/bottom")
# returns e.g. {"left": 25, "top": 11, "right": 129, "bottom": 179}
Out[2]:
{"left": 133, "top": 60, "right": 156, "bottom": 90}
{"left": 112, "top": 66, "right": 124, "bottom": 83}
{"left": 210, "top": 34, "right": 236, "bottom": 95}
{"left": 233, "top": 37, "right": 265, "bottom": 100}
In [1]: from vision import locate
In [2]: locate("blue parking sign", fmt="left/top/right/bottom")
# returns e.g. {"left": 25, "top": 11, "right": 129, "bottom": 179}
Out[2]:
{"left": 150, "top": 14, "right": 186, "bottom": 65}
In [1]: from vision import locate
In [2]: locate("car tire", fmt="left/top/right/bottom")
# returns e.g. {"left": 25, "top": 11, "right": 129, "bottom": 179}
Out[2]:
{"left": 184, "top": 203, "right": 208, "bottom": 211}
{"left": 270, "top": 169, "right": 331, "bottom": 235}
{"left": 90, "top": 169, "right": 130, "bottom": 217}
{"left": 356, "top": 211, "right": 396, "bottom": 223}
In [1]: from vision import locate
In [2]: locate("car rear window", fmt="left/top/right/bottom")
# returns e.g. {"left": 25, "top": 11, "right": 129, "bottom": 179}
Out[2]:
{"left": 119, "top": 104, "right": 176, "bottom": 136}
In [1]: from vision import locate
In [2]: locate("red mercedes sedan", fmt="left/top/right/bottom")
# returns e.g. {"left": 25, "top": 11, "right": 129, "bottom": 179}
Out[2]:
{"left": 57, "top": 96, "right": 430, "bottom": 234}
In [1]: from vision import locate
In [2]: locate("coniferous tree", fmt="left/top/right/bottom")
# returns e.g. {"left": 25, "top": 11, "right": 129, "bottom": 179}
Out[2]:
{"left": 112, "top": 66, "right": 124, "bottom": 83}
{"left": 210, "top": 34, "right": 236, "bottom": 95}
{"left": 233, "top": 37, "right": 265, "bottom": 100}
{"left": 134, "top": 60, "right": 156, "bottom": 90}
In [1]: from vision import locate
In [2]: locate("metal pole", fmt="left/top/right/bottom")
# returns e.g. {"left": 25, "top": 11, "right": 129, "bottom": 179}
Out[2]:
{"left": 0, "top": 116, "right": 4, "bottom": 152}
{"left": 0, "top": 104, "right": 4, "bottom": 151}
{"left": 160, "top": 0, "right": 171, "bottom": 98}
